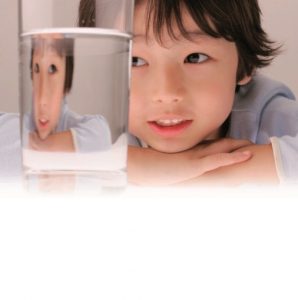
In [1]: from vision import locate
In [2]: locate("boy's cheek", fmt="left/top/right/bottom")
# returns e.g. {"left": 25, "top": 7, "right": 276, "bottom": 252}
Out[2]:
{"left": 128, "top": 92, "right": 150, "bottom": 138}
{"left": 129, "top": 95, "right": 141, "bottom": 120}
{"left": 128, "top": 107, "right": 138, "bottom": 135}
{"left": 128, "top": 112, "right": 141, "bottom": 136}
{"left": 128, "top": 108, "right": 146, "bottom": 140}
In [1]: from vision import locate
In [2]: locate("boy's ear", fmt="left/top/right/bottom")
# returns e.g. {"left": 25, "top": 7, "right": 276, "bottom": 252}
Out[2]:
{"left": 238, "top": 75, "right": 252, "bottom": 86}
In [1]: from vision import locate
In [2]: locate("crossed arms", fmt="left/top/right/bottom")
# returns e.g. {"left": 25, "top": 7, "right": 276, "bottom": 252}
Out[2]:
{"left": 127, "top": 139, "right": 278, "bottom": 186}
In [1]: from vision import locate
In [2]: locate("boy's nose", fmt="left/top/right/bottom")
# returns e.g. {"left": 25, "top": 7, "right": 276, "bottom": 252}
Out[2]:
{"left": 151, "top": 64, "right": 185, "bottom": 104}
{"left": 39, "top": 95, "right": 48, "bottom": 108}
{"left": 35, "top": 78, "right": 48, "bottom": 108}
{"left": 38, "top": 92, "right": 48, "bottom": 109}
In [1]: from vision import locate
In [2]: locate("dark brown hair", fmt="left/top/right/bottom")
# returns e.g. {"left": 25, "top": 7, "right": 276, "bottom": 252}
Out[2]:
{"left": 78, "top": 0, "right": 280, "bottom": 81}
{"left": 78, "top": 0, "right": 96, "bottom": 27}
{"left": 31, "top": 37, "right": 74, "bottom": 94}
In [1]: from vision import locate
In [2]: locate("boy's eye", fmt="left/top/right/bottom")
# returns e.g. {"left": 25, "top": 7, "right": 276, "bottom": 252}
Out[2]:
{"left": 34, "top": 63, "right": 40, "bottom": 73}
{"left": 48, "top": 64, "right": 57, "bottom": 74}
{"left": 132, "top": 56, "right": 147, "bottom": 67}
{"left": 184, "top": 53, "right": 209, "bottom": 64}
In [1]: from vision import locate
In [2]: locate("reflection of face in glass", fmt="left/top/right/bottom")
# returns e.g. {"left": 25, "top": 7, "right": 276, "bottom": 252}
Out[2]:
{"left": 32, "top": 36, "right": 66, "bottom": 140}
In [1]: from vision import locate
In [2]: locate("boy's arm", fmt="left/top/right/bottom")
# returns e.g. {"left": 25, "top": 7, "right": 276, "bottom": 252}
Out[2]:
{"left": 29, "top": 131, "right": 75, "bottom": 152}
{"left": 128, "top": 138, "right": 252, "bottom": 186}
{"left": 183, "top": 143, "right": 279, "bottom": 186}
{"left": 29, "top": 114, "right": 111, "bottom": 153}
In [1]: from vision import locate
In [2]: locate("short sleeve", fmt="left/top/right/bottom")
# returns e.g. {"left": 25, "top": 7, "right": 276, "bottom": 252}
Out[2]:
{"left": 259, "top": 97, "right": 298, "bottom": 182}
{"left": 70, "top": 115, "right": 112, "bottom": 152}
{"left": 271, "top": 136, "right": 298, "bottom": 183}
{"left": 257, "top": 96, "right": 298, "bottom": 144}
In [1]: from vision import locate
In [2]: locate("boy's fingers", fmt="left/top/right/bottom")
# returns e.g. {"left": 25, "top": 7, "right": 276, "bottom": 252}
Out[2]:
{"left": 176, "top": 151, "right": 252, "bottom": 186}
{"left": 199, "top": 151, "right": 252, "bottom": 174}
{"left": 196, "top": 138, "right": 252, "bottom": 157}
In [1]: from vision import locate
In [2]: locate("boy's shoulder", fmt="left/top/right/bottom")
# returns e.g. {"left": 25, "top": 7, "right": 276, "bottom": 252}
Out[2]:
{"left": 234, "top": 73, "right": 295, "bottom": 112}
{"left": 0, "top": 112, "right": 22, "bottom": 178}
{"left": 0, "top": 112, "right": 21, "bottom": 148}
{"left": 0, "top": 112, "right": 20, "bottom": 133}
{"left": 57, "top": 101, "right": 109, "bottom": 130}
{"left": 229, "top": 73, "right": 297, "bottom": 142}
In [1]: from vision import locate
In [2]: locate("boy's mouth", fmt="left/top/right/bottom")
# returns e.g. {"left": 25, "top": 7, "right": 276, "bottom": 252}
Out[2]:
{"left": 38, "top": 118, "right": 49, "bottom": 128}
{"left": 155, "top": 119, "right": 185, "bottom": 126}
{"left": 148, "top": 118, "right": 193, "bottom": 137}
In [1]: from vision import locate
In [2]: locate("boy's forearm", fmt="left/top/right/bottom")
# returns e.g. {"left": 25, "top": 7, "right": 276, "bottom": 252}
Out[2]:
{"left": 127, "top": 139, "right": 252, "bottom": 186}
{"left": 30, "top": 131, "right": 75, "bottom": 152}
{"left": 127, "top": 146, "right": 190, "bottom": 186}
{"left": 184, "top": 144, "right": 279, "bottom": 186}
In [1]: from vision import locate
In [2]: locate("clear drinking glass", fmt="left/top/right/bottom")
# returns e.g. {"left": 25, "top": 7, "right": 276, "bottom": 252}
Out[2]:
{"left": 19, "top": 0, "right": 134, "bottom": 190}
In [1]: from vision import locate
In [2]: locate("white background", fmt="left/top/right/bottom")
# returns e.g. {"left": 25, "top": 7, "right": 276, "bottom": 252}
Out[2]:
{"left": 1, "top": 187, "right": 298, "bottom": 299}
{"left": 0, "top": 0, "right": 297, "bottom": 112}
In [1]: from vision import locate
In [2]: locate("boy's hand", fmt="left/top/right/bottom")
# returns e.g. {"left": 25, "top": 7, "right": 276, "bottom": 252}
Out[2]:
{"left": 185, "top": 143, "right": 279, "bottom": 186}
{"left": 128, "top": 138, "right": 253, "bottom": 186}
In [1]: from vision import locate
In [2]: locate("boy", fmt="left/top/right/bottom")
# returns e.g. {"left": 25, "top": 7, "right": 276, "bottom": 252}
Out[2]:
{"left": 26, "top": 33, "right": 112, "bottom": 152}
{"left": 78, "top": 0, "right": 297, "bottom": 186}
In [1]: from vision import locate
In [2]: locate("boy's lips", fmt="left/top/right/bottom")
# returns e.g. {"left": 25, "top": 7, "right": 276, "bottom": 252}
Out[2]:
{"left": 147, "top": 117, "right": 193, "bottom": 137}
{"left": 38, "top": 118, "right": 49, "bottom": 128}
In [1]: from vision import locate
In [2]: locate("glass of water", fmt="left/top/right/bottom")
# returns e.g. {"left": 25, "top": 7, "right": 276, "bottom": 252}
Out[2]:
{"left": 19, "top": 0, "right": 134, "bottom": 190}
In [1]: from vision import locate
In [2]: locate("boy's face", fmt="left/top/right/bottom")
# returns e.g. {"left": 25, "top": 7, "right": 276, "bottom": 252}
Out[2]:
{"left": 32, "top": 36, "right": 66, "bottom": 140}
{"left": 129, "top": 3, "right": 250, "bottom": 153}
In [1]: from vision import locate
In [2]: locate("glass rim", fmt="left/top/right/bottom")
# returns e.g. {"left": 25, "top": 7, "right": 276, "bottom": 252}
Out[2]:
{"left": 21, "top": 27, "right": 132, "bottom": 39}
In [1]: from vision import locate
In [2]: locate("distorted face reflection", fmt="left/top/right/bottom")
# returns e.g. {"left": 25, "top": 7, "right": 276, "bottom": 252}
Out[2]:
{"left": 32, "top": 37, "right": 66, "bottom": 140}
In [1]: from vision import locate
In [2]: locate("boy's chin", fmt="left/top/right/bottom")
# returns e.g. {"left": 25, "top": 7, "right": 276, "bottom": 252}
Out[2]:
{"left": 37, "top": 130, "right": 50, "bottom": 141}
{"left": 149, "top": 142, "right": 195, "bottom": 154}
